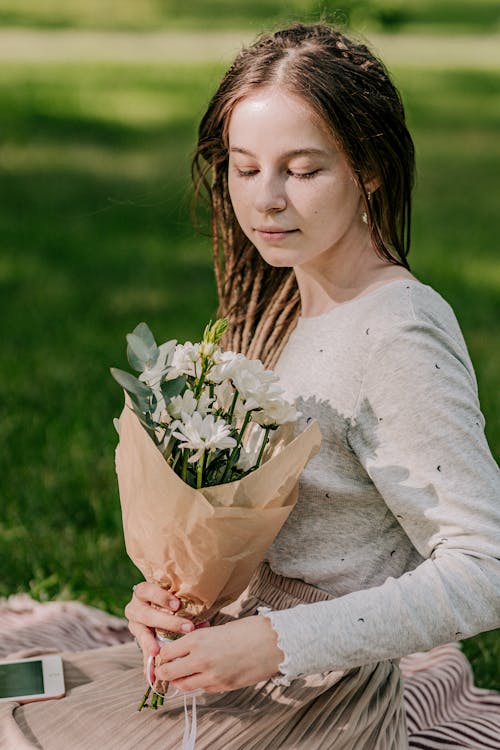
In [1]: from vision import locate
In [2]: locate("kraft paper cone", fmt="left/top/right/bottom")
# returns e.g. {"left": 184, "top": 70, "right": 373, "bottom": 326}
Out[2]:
{"left": 115, "top": 401, "right": 321, "bottom": 621}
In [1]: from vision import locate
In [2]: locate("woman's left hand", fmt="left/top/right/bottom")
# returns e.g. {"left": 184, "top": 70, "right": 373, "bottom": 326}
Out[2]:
{"left": 155, "top": 614, "right": 284, "bottom": 693}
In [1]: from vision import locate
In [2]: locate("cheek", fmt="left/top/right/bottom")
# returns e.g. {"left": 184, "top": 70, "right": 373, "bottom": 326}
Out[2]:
{"left": 303, "top": 179, "right": 358, "bottom": 219}
{"left": 228, "top": 176, "right": 245, "bottom": 214}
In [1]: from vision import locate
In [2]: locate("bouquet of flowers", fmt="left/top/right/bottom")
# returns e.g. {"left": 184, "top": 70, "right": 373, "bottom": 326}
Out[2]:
{"left": 111, "top": 318, "right": 321, "bottom": 708}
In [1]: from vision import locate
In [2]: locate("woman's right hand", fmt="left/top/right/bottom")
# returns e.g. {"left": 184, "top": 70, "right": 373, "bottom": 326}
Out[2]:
{"left": 125, "top": 582, "right": 194, "bottom": 673}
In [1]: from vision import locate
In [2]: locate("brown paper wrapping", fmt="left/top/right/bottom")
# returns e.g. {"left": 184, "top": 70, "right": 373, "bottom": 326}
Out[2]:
{"left": 115, "top": 401, "right": 321, "bottom": 622}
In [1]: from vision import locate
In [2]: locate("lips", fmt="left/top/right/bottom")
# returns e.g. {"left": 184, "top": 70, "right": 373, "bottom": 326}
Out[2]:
{"left": 255, "top": 226, "right": 292, "bottom": 233}
{"left": 254, "top": 227, "right": 298, "bottom": 241}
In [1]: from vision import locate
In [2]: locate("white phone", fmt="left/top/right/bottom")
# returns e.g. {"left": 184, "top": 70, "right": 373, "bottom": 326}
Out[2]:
{"left": 0, "top": 654, "right": 65, "bottom": 703}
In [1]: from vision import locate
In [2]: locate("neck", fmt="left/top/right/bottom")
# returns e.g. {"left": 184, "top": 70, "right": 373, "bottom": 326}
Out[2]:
{"left": 294, "top": 241, "right": 413, "bottom": 317}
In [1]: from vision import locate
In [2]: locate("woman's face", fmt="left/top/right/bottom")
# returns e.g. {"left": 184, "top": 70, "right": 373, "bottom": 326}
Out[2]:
{"left": 227, "top": 87, "right": 367, "bottom": 271}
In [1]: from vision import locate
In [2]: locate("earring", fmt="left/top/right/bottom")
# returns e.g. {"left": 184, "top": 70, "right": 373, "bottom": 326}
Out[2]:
{"left": 362, "top": 191, "right": 371, "bottom": 224}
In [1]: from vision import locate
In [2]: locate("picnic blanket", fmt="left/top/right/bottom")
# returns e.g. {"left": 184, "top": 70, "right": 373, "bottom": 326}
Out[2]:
{"left": 1, "top": 594, "right": 499, "bottom": 748}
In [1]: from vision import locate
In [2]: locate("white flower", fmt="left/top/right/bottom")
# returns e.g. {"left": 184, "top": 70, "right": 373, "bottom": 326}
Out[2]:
{"left": 167, "top": 390, "right": 198, "bottom": 420}
{"left": 232, "top": 364, "right": 281, "bottom": 413}
{"left": 196, "top": 388, "right": 213, "bottom": 417}
{"left": 252, "top": 397, "right": 300, "bottom": 427}
{"left": 166, "top": 342, "right": 201, "bottom": 379}
{"left": 209, "top": 353, "right": 282, "bottom": 417}
{"left": 213, "top": 380, "right": 234, "bottom": 412}
{"left": 199, "top": 340, "right": 218, "bottom": 360}
{"left": 208, "top": 350, "right": 246, "bottom": 384}
{"left": 213, "top": 380, "right": 245, "bottom": 419}
{"left": 172, "top": 412, "right": 237, "bottom": 463}
{"left": 234, "top": 359, "right": 279, "bottom": 389}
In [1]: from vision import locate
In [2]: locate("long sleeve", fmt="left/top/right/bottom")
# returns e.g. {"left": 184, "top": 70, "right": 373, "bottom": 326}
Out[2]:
{"left": 260, "top": 297, "right": 500, "bottom": 682}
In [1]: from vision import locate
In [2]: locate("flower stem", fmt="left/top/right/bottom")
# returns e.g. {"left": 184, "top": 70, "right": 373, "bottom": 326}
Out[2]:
{"left": 193, "top": 369, "right": 207, "bottom": 399}
{"left": 181, "top": 449, "right": 189, "bottom": 482}
{"left": 221, "top": 411, "right": 252, "bottom": 482}
{"left": 138, "top": 686, "right": 151, "bottom": 711}
{"left": 196, "top": 452, "right": 206, "bottom": 489}
{"left": 227, "top": 388, "right": 239, "bottom": 421}
{"left": 151, "top": 692, "right": 164, "bottom": 709}
{"left": 255, "top": 426, "right": 272, "bottom": 469}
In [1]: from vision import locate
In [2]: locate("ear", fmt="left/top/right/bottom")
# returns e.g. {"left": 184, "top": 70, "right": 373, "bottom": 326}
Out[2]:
{"left": 363, "top": 176, "right": 380, "bottom": 195}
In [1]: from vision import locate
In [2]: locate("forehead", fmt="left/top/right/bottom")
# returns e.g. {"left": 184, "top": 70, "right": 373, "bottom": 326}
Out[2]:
{"left": 227, "top": 87, "right": 336, "bottom": 151}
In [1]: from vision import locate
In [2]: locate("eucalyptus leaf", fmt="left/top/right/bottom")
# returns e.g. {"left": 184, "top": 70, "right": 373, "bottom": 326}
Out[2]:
{"left": 129, "top": 401, "right": 157, "bottom": 441}
{"left": 132, "top": 322, "right": 157, "bottom": 350}
{"left": 161, "top": 376, "right": 187, "bottom": 401}
{"left": 157, "top": 340, "right": 177, "bottom": 367}
{"left": 126, "top": 333, "right": 158, "bottom": 372}
{"left": 127, "top": 390, "right": 150, "bottom": 416}
{"left": 160, "top": 435, "right": 176, "bottom": 460}
{"left": 110, "top": 368, "right": 152, "bottom": 400}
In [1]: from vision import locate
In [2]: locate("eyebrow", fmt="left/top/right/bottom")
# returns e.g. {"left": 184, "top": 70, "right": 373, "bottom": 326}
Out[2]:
{"left": 229, "top": 147, "right": 327, "bottom": 158}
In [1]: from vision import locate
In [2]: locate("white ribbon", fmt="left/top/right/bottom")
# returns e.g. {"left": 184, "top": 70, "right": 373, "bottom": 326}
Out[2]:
{"left": 182, "top": 694, "right": 197, "bottom": 750}
{"left": 146, "top": 634, "right": 198, "bottom": 750}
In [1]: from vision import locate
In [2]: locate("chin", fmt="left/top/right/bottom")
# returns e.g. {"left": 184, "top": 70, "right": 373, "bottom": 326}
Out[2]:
{"left": 252, "top": 247, "right": 297, "bottom": 269}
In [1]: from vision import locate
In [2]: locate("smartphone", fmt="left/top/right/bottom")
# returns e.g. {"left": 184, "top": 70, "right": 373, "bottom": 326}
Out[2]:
{"left": 0, "top": 655, "right": 65, "bottom": 703}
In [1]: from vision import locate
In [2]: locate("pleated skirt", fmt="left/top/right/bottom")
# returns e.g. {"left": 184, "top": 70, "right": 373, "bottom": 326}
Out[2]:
{"left": 2, "top": 563, "right": 408, "bottom": 749}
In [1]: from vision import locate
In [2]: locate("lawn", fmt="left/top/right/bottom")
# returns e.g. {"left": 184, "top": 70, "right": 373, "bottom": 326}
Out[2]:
{"left": 0, "top": 42, "right": 498, "bottom": 687}
{"left": 0, "top": 0, "right": 498, "bottom": 32}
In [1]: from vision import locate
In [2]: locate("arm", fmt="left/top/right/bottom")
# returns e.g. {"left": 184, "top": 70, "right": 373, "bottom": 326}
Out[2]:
{"left": 258, "top": 313, "right": 500, "bottom": 682}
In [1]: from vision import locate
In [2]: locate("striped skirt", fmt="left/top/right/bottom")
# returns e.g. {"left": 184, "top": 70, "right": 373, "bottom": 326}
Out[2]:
{"left": 2, "top": 563, "right": 408, "bottom": 749}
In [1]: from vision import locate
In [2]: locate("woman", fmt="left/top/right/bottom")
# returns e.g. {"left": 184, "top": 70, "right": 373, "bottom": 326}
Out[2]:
{"left": 8, "top": 22, "right": 500, "bottom": 750}
{"left": 127, "top": 21, "right": 500, "bottom": 747}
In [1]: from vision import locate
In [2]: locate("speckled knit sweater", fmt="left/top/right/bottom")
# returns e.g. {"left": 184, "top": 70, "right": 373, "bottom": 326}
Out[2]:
{"left": 260, "top": 279, "right": 500, "bottom": 683}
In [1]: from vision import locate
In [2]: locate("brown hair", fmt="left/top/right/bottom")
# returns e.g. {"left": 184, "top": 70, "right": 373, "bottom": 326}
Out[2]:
{"left": 192, "top": 22, "right": 415, "bottom": 367}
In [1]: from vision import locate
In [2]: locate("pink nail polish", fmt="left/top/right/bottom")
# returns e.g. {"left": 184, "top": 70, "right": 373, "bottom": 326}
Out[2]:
{"left": 181, "top": 623, "right": 193, "bottom": 633}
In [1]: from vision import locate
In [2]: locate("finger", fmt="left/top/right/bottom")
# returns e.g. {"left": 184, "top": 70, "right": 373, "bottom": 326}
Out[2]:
{"left": 128, "top": 620, "right": 159, "bottom": 654}
{"left": 125, "top": 599, "right": 194, "bottom": 636}
{"left": 156, "top": 653, "right": 201, "bottom": 684}
{"left": 132, "top": 582, "right": 180, "bottom": 612}
{"left": 128, "top": 621, "right": 160, "bottom": 672}
{"left": 170, "top": 674, "right": 207, "bottom": 693}
{"left": 158, "top": 633, "right": 194, "bottom": 664}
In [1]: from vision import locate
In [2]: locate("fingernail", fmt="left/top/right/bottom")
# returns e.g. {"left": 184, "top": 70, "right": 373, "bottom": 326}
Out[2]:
{"left": 169, "top": 599, "right": 180, "bottom": 611}
{"left": 181, "top": 623, "right": 193, "bottom": 633}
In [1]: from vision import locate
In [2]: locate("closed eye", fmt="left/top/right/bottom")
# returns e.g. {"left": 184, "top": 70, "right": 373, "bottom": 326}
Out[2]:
{"left": 234, "top": 167, "right": 320, "bottom": 179}
{"left": 287, "top": 169, "right": 320, "bottom": 180}
{"left": 235, "top": 168, "right": 259, "bottom": 178}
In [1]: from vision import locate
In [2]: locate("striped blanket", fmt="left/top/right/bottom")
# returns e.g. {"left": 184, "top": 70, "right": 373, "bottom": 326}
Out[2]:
{"left": 1, "top": 594, "right": 499, "bottom": 748}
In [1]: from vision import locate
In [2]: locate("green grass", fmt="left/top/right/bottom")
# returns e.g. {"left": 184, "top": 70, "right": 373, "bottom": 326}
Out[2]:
{"left": 0, "top": 0, "right": 498, "bottom": 32}
{"left": 0, "top": 62, "right": 221, "bottom": 612}
{"left": 0, "top": 55, "right": 498, "bottom": 688}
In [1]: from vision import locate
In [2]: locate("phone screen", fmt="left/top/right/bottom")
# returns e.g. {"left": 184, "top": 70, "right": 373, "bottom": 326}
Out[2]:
{"left": 0, "top": 661, "right": 44, "bottom": 698}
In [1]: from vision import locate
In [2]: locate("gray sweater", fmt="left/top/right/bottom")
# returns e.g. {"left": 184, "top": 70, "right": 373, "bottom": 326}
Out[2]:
{"left": 261, "top": 279, "right": 500, "bottom": 683}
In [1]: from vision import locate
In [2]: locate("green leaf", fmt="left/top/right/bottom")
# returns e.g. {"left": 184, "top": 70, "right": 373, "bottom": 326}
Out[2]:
{"left": 160, "top": 435, "right": 176, "bottom": 459}
{"left": 110, "top": 367, "right": 152, "bottom": 400}
{"left": 132, "top": 322, "right": 157, "bottom": 350}
{"left": 126, "top": 332, "right": 158, "bottom": 372}
{"left": 129, "top": 400, "right": 157, "bottom": 441}
{"left": 160, "top": 376, "right": 187, "bottom": 401}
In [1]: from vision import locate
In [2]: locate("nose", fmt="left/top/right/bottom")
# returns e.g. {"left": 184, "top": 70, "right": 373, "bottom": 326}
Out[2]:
{"left": 253, "top": 173, "right": 287, "bottom": 213}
